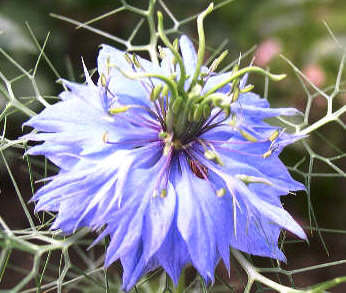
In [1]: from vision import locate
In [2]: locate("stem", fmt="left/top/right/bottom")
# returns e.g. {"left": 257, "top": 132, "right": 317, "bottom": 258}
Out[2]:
{"left": 231, "top": 249, "right": 304, "bottom": 293}
{"left": 298, "top": 105, "right": 345, "bottom": 136}
{"left": 146, "top": 0, "right": 159, "bottom": 66}
{"left": 190, "top": 3, "right": 213, "bottom": 90}
{"left": 203, "top": 66, "right": 286, "bottom": 97}
{"left": 157, "top": 11, "right": 186, "bottom": 91}
{"left": 176, "top": 268, "right": 185, "bottom": 293}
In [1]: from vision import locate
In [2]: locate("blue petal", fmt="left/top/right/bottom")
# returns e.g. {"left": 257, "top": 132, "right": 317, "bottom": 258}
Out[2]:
{"left": 98, "top": 44, "right": 163, "bottom": 107}
{"left": 179, "top": 35, "right": 197, "bottom": 79}
{"left": 175, "top": 154, "right": 219, "bottom": 281}
{"left": 153, "top": 221, "right": 191, "bottom": 285}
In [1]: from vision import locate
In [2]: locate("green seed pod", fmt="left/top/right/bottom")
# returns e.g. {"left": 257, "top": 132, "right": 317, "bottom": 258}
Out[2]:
{"left": 188, "top": 104, "right": 198, "bottom": 122}
{"left": 189, "top": 84, "right": 203, "bottom": 97}
{"left": 161, "top": 85, "right": 169, "bottom": 97}
{"left": 150, "top": 84, "right": 163, "bottom": 101}
{"left": 202, "top": 103, "right": 211, "bottom": 119}
{"left": 193, "top": 104, "right": 203, "bottom": 121}
{"left": 172, "top": 97, "right": 184, "bottom": 114}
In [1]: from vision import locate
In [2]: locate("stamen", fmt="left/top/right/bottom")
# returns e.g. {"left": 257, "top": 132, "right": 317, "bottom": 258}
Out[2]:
{"left": 109, "top": 105, "right": 130, "bottom": 114}
{"left": 132, "top": 54, "right": 142, "bottom": 69}
{"left": 204, "top": 150, "right": 223, "bottom": 166}
{"left": 102, "top": 132, "right": 108, "bottom": 143}
{"left": 216, "top": 188, "right": 226, "bottom": 197}
{"left": 152, "top": 147, "right": 173, "bottom": 198}
{"left": 268, "top": 128, "right": 285, "bottom": 142}
{"left": 100, "top": 73, "right": 107, "bottom": 87}
{"left": 239, "top": 129, "right": 258, "bottom": 142}
{"left": 262, "top": 149, "right": 272, "bottom": 159}
{"left": 123, "top": 53, "right": 133, "bottom": 65}
{"left": 188, "top": 148, "right": 241, "bottom": 237}
{"left": 236, "top": 174, "right": 273, "bottom": 186}
{"left": 209, "top": 50, "right": 228, "bottom": 73}
{"left": 159, "top": 189, "right": 167, "bottom": 198}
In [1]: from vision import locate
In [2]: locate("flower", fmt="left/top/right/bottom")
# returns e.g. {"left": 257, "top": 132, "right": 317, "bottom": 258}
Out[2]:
{"left": 23, "top": 15, "right": 306, "bottom": 291}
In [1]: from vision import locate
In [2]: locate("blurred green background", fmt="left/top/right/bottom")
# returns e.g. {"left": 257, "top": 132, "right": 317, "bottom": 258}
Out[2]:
{"left": 0, "top": 0, "right": 345, "bottom": 291}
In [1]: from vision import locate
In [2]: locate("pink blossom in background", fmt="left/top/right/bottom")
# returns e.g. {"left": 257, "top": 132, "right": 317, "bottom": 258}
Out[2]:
{"left": 254, "top": 39, "right": 281, "bottom": 67}
{"left": 302, "top": 64, "right": 326, "bottom": 87}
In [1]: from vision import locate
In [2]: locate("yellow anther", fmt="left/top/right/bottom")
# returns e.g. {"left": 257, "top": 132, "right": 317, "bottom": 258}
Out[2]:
{"left": 204, "top": 150, "right": 224, "bottom": 166}
{"left": 106, "top": 57, "right": 112, "bottom": 75}
{"left": 158, "top": 46, "right": 166, "bottom": 59}
{"left": 239, "top": 129, "right": 258, "bottom": 142}
{"left": 160, "top": 189, "right": 167, "bottom": 198}
{"left": 123, "top": 53, "right": 133, "bottom": 65}
{"left": 109, "top": 106, "right": 130, "bottom": 115}
{"left": 216, "top": 188, "right": 226, "bottom": 197}
{"left": 268, "top": 130, "right": 280, "bottom": 142}
{"left": 229, "top": 114, "right": 237, "bottom": 127}
{"left": 100, "top": 73, "right": 107, "bottom": 87}
{"left": 209, "top": 50, "right": 228, "bottom": 73}
{"left": 262, "top": 150, "right": 272, "bottom": 159}
{"left": 102, "top": 132, "right": 108, "bottom": 143}
{"left": 236, "top": 174, "right": 273, "bottom": 185}
{"left": 132, "top": 54, "right": 141, "bottom": 68}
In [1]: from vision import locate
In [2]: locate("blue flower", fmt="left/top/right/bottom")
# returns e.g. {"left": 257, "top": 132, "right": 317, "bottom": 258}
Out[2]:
{"left": 24, "top": 33, "right": 306, "bottom": 291}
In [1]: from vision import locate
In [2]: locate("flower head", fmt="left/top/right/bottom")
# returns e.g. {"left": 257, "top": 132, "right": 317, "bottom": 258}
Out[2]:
{"left": 24, "top": 7, "right": 306, "bottom": 291}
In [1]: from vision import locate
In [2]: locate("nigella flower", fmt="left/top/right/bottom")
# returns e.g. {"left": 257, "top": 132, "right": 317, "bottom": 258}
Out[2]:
{"left": 23, "top": 5, "right": 306, "bottom": 291}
